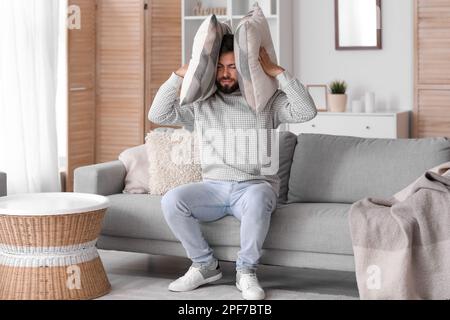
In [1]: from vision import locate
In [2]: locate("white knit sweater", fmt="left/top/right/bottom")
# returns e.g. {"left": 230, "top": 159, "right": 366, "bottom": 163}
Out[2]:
{"left": 149, "top": 71, "right": 317, "bottom": 197}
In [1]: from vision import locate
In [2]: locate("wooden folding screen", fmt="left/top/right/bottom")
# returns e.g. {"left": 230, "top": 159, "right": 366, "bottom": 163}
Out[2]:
{"left": 67, "top": 0, "right": 181, "bottom": 191}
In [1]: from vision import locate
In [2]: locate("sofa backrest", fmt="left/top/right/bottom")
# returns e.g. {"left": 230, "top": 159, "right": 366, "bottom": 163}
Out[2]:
{"left": 287, "top": 134, "right": 450, "bottom": 204}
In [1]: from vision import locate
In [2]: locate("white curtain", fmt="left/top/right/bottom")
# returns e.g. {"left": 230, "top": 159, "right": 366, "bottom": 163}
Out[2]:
{"left": 0, "top": 0, "right": 66, "bottom": 194}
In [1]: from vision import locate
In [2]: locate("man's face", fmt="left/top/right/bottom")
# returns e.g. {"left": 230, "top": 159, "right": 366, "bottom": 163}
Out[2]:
{"left": 216, "top": 52, "right": 239, "bottom": 94}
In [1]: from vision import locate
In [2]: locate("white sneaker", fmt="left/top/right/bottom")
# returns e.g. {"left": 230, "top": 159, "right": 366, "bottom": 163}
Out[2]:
{"left": 236, "top": 271, "right": 265, "bottom": 300}
{"left": 168, "top": 260, "right": 222, "bottom": 292}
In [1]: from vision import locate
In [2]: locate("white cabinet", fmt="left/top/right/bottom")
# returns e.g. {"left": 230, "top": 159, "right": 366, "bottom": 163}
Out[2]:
{"left": 283, "top": 112, "right": 411, "bottom": 139}
{"left": 181, "top": 0, "right": 293, "bottom": 73}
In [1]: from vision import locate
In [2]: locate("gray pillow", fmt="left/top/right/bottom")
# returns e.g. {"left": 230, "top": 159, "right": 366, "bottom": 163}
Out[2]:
{"left": 276, "top": 131, "right": 297, "bottom": 204}
{"left": 234, "top": 3, "right": 278, "bottom": 114}
{"left": 180, "top": 15, "right": 231, "bottom": 106}
{"left": 288, "top": 134, "right": 450, "bottom": 204}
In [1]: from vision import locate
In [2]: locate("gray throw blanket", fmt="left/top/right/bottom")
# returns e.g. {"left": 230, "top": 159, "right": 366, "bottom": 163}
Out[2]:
{"left": 349, "top": 169, "right": 450, "bottom": 300}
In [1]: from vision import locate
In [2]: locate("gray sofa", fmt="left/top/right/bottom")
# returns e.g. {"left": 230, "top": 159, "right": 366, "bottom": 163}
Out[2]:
{"left": 74, "top": 133, "right": 450, "bottom": 272}
{"left": 0, "top": 172, "right": 6, "bottom": 197}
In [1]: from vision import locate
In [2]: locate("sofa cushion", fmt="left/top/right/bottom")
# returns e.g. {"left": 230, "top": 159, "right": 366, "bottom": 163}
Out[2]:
{"left": 145, "top": 128, "right": 202, "bottom": 195}
{"left": 180, "top": 15, "right": 231, "bottom": 106}
{"left": 234, "top": 3, "right": 279, "bottom": 113}
{"left": 102, "top": 194, "right": 353, "bottom": 255}
{"left": 288, "top": 134, "right": 450, "bottom": 204}
{"left": 102, "top": 194, "right": 176, "bottom": 241}
{"left": 265, "top": 202, "right": 353, "bottom": 255}
{"left": 101, "top": 194, "right": 238, "bottom": 244}
{"left": 276, "top": 131, "right": 297, "bottom": 204}
{"left": 118, "top": 144, "right": 149, "bottom": 194}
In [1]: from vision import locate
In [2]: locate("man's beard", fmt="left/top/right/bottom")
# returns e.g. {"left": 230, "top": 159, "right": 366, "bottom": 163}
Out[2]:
{"left": 216, "top": 79, "right": 239, "bottom": 94}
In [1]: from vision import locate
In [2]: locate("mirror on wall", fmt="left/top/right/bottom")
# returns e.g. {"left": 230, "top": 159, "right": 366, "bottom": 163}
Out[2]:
{"left": 335, "top": 0, "right": 382, "bottom": 50}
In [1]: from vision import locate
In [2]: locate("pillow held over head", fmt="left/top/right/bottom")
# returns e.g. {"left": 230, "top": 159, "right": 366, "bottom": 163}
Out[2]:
{"left": 234, "top": 3, "right": 279, "bottom": 113}
{"left": 180, "top": 15, "right": 232, "bottom": 106}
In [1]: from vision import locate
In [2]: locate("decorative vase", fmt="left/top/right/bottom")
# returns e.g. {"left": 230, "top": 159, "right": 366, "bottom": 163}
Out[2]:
{"left": 328, "top": 94, "right": 348, "bottom": 112}
{"left": 352, "top": 100, "right": 364, "bottom": 113}
{"left": 365, "top": 92, "right": 375, "bottom": 113}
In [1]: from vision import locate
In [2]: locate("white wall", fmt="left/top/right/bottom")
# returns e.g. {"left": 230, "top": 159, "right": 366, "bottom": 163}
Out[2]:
{"left": 293, "top": 0, "right": 414, "bottom": 112}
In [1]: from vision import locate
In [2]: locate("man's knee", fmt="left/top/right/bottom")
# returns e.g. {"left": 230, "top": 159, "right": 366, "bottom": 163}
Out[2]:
{"left": 247, "top": 185, "right": 277, "bottom": 215}
{"left": 161, "top": 186, "right": 193, "bottom": 218}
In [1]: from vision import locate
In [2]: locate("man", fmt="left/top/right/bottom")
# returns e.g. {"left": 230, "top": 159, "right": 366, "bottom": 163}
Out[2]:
{"left": 149, "top": 34, "right": 317, "bottom": 300}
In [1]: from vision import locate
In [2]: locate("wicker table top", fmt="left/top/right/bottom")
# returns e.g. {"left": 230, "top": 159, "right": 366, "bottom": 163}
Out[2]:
{"left": 0, "top": 192, "right": 109, "bottom": 216}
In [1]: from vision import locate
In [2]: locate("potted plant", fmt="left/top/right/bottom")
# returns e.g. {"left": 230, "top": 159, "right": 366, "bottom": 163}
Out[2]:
{"left": 328, "top": 80, "right": 348, "bottom": 112}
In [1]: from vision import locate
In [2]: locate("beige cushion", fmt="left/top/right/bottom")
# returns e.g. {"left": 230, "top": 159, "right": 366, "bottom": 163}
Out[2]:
{"left": 180, "top": 15, "right": 231, "bottom": 106}
{"left": 145, "top": 128, "right": 202, "bottom": 195}
{"left": 234, "top": 3, "right": 278, "bottom": 113}
{"left": 118, "top": 145, "right": 150, "bottom": 194}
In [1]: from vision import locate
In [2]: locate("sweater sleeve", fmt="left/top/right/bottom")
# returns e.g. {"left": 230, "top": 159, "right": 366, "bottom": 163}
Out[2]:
{"left": 148, "top": 73, "right": 195, "bottom": 127}
{"left": 271, "top": 71, "right": 318, "bottom": 129}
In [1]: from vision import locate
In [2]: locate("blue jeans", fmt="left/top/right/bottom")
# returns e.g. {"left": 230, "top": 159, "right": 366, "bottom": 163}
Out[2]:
{"left": 161, "top": 179, "right": 278, "bottom": 272}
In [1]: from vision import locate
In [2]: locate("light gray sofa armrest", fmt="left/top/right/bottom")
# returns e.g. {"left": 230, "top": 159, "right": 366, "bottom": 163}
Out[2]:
{"left": 74, "top": 161, "right": 126, "bottom": 196}
{"left": 0, "top": 172, "right": 6, "bottom": 197}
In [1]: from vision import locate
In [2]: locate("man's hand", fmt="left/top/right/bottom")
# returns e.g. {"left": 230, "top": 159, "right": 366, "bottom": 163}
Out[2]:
{"left": 175, "top": 63, "right": 189, "bottom": 78}
{"left": 259, "top": 47, "right": 285, "bottom": 78}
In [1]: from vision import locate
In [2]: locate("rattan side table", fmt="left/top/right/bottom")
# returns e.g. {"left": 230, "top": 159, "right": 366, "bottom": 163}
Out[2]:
{"left": 0, "top": 192, "right": 111, "bottom": 300}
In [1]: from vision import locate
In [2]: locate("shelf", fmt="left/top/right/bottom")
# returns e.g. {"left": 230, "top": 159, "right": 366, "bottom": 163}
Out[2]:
{"left": 231, "top": 0, "right": 277, "bottom": 17}
{"left": 232, "top": 15, "right": 278, "bottom": 19}
{"left": 182, "top": 0, "right": 292, "bottom": 71}
{"left": 184, "top": 15, "right": 229, "bottom": 20}
{"left": 184, "top": 15, "right": 277, "bottom": 21}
